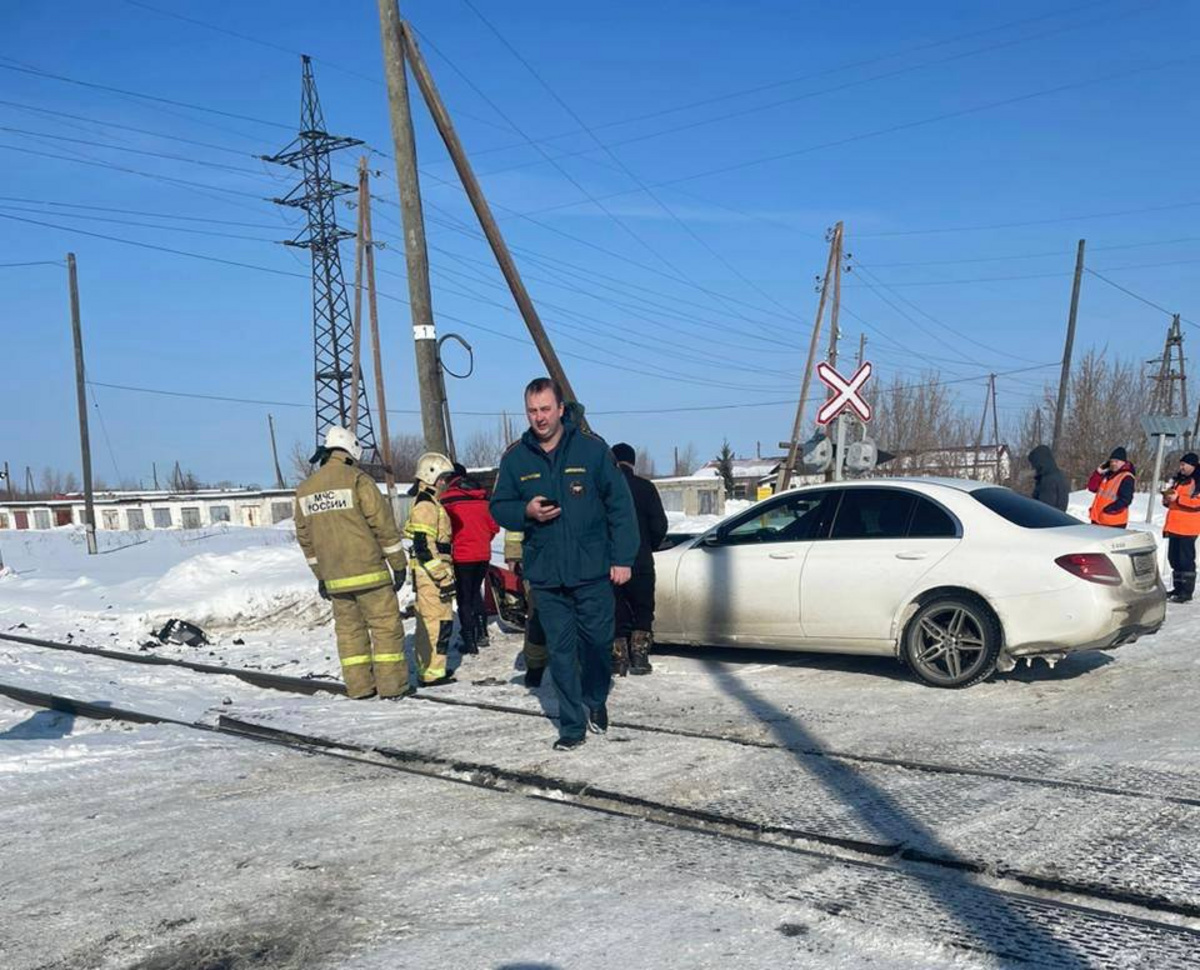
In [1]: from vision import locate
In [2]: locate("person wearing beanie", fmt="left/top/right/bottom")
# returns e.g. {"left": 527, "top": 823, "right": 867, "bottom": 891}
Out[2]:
{"left": 609, "top": 442, "right": 668, "bottom": 677}
{"left": 1087, "top": 446, "right": 1136, "bottom": 528}
{"left": 1161, "top": 452, "right": 1200, "bottom": 602}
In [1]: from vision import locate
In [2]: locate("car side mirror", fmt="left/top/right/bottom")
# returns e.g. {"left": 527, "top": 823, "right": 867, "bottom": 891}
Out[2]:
{"left": 699, "top": 532, "right": 723, "bottom": 548}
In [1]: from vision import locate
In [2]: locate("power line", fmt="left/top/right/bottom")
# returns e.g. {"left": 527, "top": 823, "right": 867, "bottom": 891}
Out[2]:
{"left": 526, "top": 56, "right": 1195, "bottom": 208}
{"left": 0, "top": 203, "right": 283, "bottom": 242}
{"left": 0, "top": 125, "right": 266, "bottom": 175}
{"left": 0, "top": 259, "right": 62, "bottom": 267}
{"left": 0, "top": 195, "right": 289, "bottom": 229}
{"left": 0, "top": 60, "right": 296, "bottom": 131}
{"left": 857, "top": 200, "right": 1200, "bottom": 238}
{"left": 863, "top": 236, "right": 1200, "bottom": 267}
{"left": 0, "top": 99, "right": 254, "bottom": 158}
{"left": 1084, "top": 267, "right": 1178, "bottom": 319}
{"left": 468, "top": 0, "right": 1138, "bottom": 186}
{"left": 0, "top": 142, "right": 271, "bottom": 200}
{"left": 121, "top": 0, "right": 517, "bottom": 137}
{"left": 87, "top": 361, "right": 1059, "bottom": 417}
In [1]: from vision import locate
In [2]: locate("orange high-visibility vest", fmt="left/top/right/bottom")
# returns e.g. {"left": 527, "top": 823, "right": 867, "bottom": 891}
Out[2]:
{"left": 1165, "top": 481, "right": 1200, "bottom": 537}
{"left": 1090, "top": 470, "right": 1133, "bottom": 527}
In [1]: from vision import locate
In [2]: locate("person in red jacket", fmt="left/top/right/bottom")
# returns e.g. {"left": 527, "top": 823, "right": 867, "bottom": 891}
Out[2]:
{"left": 442, "top": 463, "right": 500, "bottom": 654}
{"left": 1087, "top": 447, "right": 1136, "bottom": 528}
{"left": 1161, "top": 452, "right": 1200, "bottom": 603}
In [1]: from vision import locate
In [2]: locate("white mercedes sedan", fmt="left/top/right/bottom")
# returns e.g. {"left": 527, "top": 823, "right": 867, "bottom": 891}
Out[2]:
{"left": 653, "top": 479, "right": 1166, "bottom": 688}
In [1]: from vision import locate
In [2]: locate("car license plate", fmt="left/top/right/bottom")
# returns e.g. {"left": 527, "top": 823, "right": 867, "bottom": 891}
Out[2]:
{"left": 1132, "top": 552, "right": 1154, "bottom": 577}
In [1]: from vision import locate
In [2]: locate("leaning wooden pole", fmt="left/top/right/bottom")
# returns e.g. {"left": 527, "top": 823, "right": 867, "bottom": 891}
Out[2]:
{"left": 398, "top": 19, "right": 582, "bottom": 415}
{"left": 775, "top": 222, "right": 841, "bottom": 492}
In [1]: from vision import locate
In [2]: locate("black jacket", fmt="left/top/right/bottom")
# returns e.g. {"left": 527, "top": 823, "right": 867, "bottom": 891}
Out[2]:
{"left": 620, "top": 465, "right": 669, "bottom": 575}
{"left": 1028, "top": 445, "right": 1070, "bottom": 512}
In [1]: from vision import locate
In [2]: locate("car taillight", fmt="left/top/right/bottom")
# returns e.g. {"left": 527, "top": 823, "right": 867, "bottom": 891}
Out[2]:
{"left": 1055, "top": 553, "right": 1122, "bottom": 586}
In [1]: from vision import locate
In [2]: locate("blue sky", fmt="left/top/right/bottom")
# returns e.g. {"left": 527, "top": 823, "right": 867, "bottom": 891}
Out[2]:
{"left": 1, "top": 0, "right": 1197, "bottom": 486}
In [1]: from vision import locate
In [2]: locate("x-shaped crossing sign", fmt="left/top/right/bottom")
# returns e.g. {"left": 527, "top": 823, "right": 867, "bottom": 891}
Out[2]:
{"left": 816, "top": 361, "right": 873, "bottom": 425}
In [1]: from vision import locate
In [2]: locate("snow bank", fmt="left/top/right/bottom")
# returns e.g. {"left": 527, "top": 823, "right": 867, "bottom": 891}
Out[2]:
{"left": 0, "top": 527, "right": 334, "bottom": 643}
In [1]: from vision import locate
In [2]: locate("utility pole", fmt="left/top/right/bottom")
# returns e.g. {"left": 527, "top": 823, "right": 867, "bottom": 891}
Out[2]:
{"left": 972, "top": 379, "right": 990, "bottom": 480}
{"left": 263, "top": 57, "right": 379, "bottom": 462}
{"left": 1052, "top": 239, "right": 1085, "bottom": 455}
{"left": 359, "top": 161, "right": 400, "bottom": 509}
{"left": 268, "top": 414, "right": 286, "bottom": 489}
{"left": 349, "top": 158, "right": 368, "bottom": 433}
{"left": 397, "top": 19, "right": 582, "bottom": 412}
{"left": 826, "top": 227, "right": 846, "bottom": 482}
{"left": 375, "top": 1, "right": 449, "bottom": 455}
{"left": 989, "top": 374, "right": 1000, "bottom": 482}
{"left": 776, "top": 221, "right": 842, "bottom": 492}
{"left": 151, "top": 461, "right": 159, "bottom": 490}
{"left": 67, "top": 253, "right": 97, "bottom": 555}
{"left": 857, "top": 333, "right": 866, "bottom": 368}
{"left": 2, "top": 461, "right": 10, "bottom": 500}
{"left": 25, "top": 467, "right": 34, "bottom": 498}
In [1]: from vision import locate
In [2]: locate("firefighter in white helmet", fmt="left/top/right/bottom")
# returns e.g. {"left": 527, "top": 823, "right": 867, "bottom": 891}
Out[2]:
{"left": 404, "top": 451, "right": 457, "bottom": 685}
{"left": 294, "top": 427, "right": 410, "bottom": 699}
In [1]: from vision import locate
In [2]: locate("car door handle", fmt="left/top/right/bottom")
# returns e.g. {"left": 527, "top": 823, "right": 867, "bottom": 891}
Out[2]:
{"left": 768, "top": 551, "right": 797, "bottom": 560}
{"left": 895, "top": 551, "right": 929, "bottom": 560}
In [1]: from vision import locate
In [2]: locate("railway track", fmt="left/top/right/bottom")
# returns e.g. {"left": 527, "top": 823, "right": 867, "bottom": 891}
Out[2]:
{"left": 4, "top": 630, "right": 1197, "bottom": 809}
{"left": 4, "top": 629, "right": 1200, "bottom": 927}
{"left": 2, "top": 672, "right": 1200, "bottom": 969}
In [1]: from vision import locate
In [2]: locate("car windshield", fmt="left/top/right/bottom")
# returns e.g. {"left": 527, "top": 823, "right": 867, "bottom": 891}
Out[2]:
{"left": 971, "top": 487, "right": 1079, "bottom": 528}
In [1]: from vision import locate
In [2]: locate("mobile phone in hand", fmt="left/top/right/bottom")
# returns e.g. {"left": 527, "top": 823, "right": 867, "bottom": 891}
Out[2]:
{"left": 540, "top": 499, "right": 560, "bottom": 510}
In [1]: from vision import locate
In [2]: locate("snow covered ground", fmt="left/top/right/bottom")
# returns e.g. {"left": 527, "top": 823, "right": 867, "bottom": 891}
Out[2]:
{"left": 2, "top": 488, "right": 1199, "bottom": 968}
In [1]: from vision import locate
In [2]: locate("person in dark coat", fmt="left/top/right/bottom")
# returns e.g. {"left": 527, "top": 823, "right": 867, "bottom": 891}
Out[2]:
{"left": 1161, "top": 452, "right": 1200, "bottom": 603}
{"left": 610, "top": 442, "right": 669, "bottom": 676}
{"left": 1028, "top": 445, "right": 1070, "bottom": 512}
{"left": 490, "top": 378, "right": 639, "bottom": 751}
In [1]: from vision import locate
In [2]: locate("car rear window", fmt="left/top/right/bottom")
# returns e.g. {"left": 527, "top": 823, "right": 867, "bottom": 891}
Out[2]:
{"left": 971, "top": 487, "right": 1079, "bottom": 528}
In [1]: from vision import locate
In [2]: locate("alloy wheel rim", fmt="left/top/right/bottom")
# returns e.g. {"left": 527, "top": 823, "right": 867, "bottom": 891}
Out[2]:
{"left": 912, "top": 606, "right": 988, "bottom": 684}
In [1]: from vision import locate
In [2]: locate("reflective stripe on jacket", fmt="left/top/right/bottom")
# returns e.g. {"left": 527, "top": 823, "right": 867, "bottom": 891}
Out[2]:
{"left": 1089, "top": 469, "right": 1134, "bottom": 527}
{"left": 1165, "top": 479, "right": 1200, "bottom": 537}
{"left": 294, "top": 453, "right": 407, "bottom": 594}
{"left": 404, "top": 489, "right": 455, "bottom": 587}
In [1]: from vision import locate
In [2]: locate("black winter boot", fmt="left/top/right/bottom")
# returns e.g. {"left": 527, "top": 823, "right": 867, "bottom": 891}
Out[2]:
{"left": 524, "top": 665, "right": 545, "bottom": 689}
{"left": 629, "top": 630, "right": 653, "bottom": 675}
{"left": 1172, "top": 571, "right": 1196, "bottom": 603}
{"left": 611, "top": 637, "right": 630, "bottom": 677}
{"left": 458, "top": 617, "right": 478, "bottom": 655}
{"left": 476, "top": 613, "right": 491, "bottom": 648}
{"left": 1168, "top": 570, "right": 1182, "bottom": 598}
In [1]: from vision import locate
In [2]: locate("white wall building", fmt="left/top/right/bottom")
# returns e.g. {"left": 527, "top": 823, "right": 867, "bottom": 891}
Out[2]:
{"left": 0, "top": 487, "right": 298, "bottom": 533}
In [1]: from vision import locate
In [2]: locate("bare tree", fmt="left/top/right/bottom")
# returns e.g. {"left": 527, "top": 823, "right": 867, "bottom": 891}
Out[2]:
{"left": 288, "top": 440, "right": 314, "bottom": 485}
{"left": 462, "top": 426, "right": 505, "bottom": 468}
{"left": 673, "top": 442, "right": 700, "bottom": 477}
{"left": 634, "top": 448, "right": 656, "bottom": 478}
{"left": 388, "top": 432, "right": 425, "bottom": 482}
{"left": 871, "top": 371, "right": 975, "bottom": 478}
{"left": 1016, "top": 349, "right": 1152, "bottom": 491}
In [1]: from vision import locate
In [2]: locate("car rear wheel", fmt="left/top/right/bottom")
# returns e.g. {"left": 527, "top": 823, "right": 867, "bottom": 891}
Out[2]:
{"left": 902, "top": 596, "right": 1000, "bottom": 689}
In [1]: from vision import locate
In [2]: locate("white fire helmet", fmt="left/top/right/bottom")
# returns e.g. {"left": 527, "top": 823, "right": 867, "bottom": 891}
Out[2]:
{"left": 324, "top": 426, "right": 363, "bottom": 462}
{"left": 415, "top": 451, "right": 454, "bottom": 487}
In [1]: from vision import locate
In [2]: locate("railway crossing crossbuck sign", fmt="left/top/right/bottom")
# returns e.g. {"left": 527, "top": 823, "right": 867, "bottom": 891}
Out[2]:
{"left": 816, "top": 361, "right": 873, "bottom": 425}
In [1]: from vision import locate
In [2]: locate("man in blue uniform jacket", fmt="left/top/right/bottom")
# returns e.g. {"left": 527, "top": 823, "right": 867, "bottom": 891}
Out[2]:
{"left": 490, "top": 377, "right": 639, "bottom": 751}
